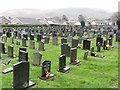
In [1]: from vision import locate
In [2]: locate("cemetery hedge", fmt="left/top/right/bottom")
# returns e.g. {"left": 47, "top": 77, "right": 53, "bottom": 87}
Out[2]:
{"left": 0, "top": 28, "right": 119, "bottom": 88}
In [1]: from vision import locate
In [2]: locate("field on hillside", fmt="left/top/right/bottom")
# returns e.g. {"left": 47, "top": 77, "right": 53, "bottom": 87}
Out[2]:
{"left": 1, "top": 35, "right": 119, "bottom": 88}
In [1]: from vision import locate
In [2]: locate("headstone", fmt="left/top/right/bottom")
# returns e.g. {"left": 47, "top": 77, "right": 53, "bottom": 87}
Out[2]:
{"left": 83, "top": 40, "right": 91, "bottom": 50}
{"left": 61, "top": 38, "right": 67, "bottom": 44}
{"left": 8, "top": 45, "right": 16, "bottom": 58}
{"left": 18, "top": 33, "right": 22, "bottom": 39}
{"left": 30, "top": 34, "right": 34, "bottom": 40}
{"left": 61, "top": 43, "right": 70, "bottom": 57}
{"left": 16, "top": 40, "right": 20, "bottom": 45}
{"left": 9, "top": 37, "right": 14, "bottom": 44}
{"left": 3, "top": 59, "right": 11, "bottom": 65}
{"left": 39, "top": 61, "right": 55, "bottom": 80}
{"left": 58, "top": 55, "right": 71, "bottom": 73}
{"left": 22, "top": 38, "right": 27, "bottom": 47}
{"left": 0, "top": 42, "right": 7, "bottom": 54}
{"left": 70, "top": 48, "right": 81, "bottom": 65}
{"left": 78, "top": 37, "right": 82, "bottom": 44}
{"left": 116, "top": 30, "right": 120, "bottom": 42}
{"left": 108, "top": 38, "right": 112, "bottom": 46}
{"left": 33, "top": 52, "right": 42, "bottom": 66}
{"left": 72, "top": 39, "right": 78, "bottom": 48}
{"left": 2, "top": 67, "right": 13, "bottom": 74}
{"left": 52, "top": 37, "right": 58, "bottom": 46}
{"left": 18, "top": 50, "right": 28, "bottom": 61}
{"left": 96, "top": 37, "right": 103, "bottom": 47}
{"left": 83, "top": 51, "right": 88, "bottom": 60}
{"left": 67, "top": 36, "right": 73, "bottom": 42}
{"left": 38, "top": 41, "right": 45, "bottom": 51}
{"left": 13, "top": 61, "right": 35, "bottom": 89}
{"left": 97, "top": 42, "right": 101, "bottom": 52}
{"left": 29, "top": 40, "right": 35, "bottom": 49}
{"left": 37, "top": 34, "right": 42, "bottom": 42}
{"left": 2, "top": 36, "right": 7, "bottom": 42}
{"left": 44, "top": 37, "right": 50, "bottom": 44}
{"left": 23, "top": 34, "right": 28, "bottom": 40}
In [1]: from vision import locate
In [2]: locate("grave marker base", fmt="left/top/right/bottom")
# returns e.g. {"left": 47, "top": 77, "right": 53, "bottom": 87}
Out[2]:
{"left": 58, "top": 67, "right": 71, "bottom": 73}
{"left": 69, "top": 61, "right": 82, "bottom": 65}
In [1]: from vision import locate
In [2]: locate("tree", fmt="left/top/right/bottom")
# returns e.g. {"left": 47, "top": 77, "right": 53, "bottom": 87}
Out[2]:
{"left": 78, "top": 15, "right": 85, "bottom": 28}
{"left": 62, "top": 15, "right": 69, "bottom": 25}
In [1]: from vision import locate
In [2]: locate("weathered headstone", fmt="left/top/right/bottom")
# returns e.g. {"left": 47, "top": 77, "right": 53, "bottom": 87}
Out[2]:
{"left": 96, "top": 37, "right": 103, "bottom": 46}
{"left": 16, "top": 40, "right": 20, "bottom": 45}
{"left": 58, "top": 55, "right": 71, "bottom": 73}
{"left": 3, "top": 59, "right": 11, "bottom": 65}
{"left": 44, "top": 37, "right": 50, "bottom": 44}
{"left": 83, "top": 51, "right": 89, "bottom": 60}
{"left": 33, "top": 52, "right": 42, "bottom": 66}
{"left": 22, "top": 38, "right": 27, "bottom": 47}
{"left": 61, "top": 38, "right": 67, "bottom": 44}
{"left": 52, "top": 37, "right": 58, "bottom": 46}
{"left": 30, "top": 34, "right": 34, "bottom": 40}
{"left": 67, "top": 36, "right": 73, "bottom": 42}
{"left": 38, "top": 41, "right": 45, "bottom": 51}
{"left": 18, "top": 50, "right": 28, "bottom": 62}
{"left": 37, "top": 34, "right": 42, "bottom": 42}
{"left": 8, "top": 45, "right": 16, "bottom": 58}
{"left": 0, "top": 42, "right": 7, "bottom": 54}
{"left": 29, "top": 40, "right": 35, "bottom": 49}
{"left": 23, "top": 34, "right": 28, "bottom": 40}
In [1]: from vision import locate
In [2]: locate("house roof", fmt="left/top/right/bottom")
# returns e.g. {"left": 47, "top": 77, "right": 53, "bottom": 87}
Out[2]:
{"left": 15, "top": 17, "right": 41, "bottom": 24}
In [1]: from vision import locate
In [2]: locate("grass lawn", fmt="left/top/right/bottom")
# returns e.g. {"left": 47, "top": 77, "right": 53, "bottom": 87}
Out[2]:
{"left": 1, "top": 34, "right": 119, "bottom": 88}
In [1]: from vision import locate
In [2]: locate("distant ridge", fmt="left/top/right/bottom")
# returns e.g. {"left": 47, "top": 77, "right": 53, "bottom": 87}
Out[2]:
{"left": 1, "top": 8, "right": 112, "bottom": 20}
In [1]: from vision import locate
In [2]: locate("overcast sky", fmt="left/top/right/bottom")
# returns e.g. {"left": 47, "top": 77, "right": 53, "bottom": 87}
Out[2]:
{"left": 0, "top": 0, "right": 119, "bottom": 13}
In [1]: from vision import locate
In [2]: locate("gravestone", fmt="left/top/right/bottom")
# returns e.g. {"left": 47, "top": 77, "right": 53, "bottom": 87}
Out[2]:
{"left": 61, "top": 43, "right": 70, "bottom": 57}
{"left": 37, "top": 34, "right": 42, "bottom": 42}
{"left": 72, "top": 39, "right": 78, "bottom": 48}
{"left": 70, "top": 48, "right": 81, "bottom": 65}
{"left": 83, "top": 51, "right": 89, "bottom": 60}
{"left": 0, "top": 42, "right": 7, "bottom": 54}
{"left": 18, "top": 33, "right": 22, "bottom": 39}
{"left": 29, "top": 40, "right": 35, "bottom": 49}
{"left": 44, "top": 37, "right": 50, "bottom": 44}
{"left": 3, "top": 59, "right": 11, "bottom": 65}
{"left": 96, "top": 37, "right": 103, "bottom": 46}
{"left": 22, "top": 38, "right": 27, "bottom": 47}
{"left": 2, "top": 67, "right": 13, "bottom": 74}
{"left": 6, "top": 32, "right": 11, "bottom": 38}
{"left": 30, "top": 34, "right": 34, "bottom": 40}
{"left": 108, "top": 38, "right": 112, "bottom": 46}
{"left": 16, "top": 40, "right": 20, "bottom": 45}
{"left": 33, "top": 52, "right": 42, "bottom": 66}
{"left": 13, "top": 61, "right": 35, "bottom": 89}
{"left": 23, "top": 34, "right": 28, "bottom": 40}
{"left": 116, "top": 30, "right": 120, "bottom": 42}
{"left": 2, "top": 36, "right": 7, "bottom": 42}
{"left": 61, "top": 38, "right": 67, "bottom": 44}
{"left": 97, "top": 42, "right": 101, "bottom": 52}
{"left": 78, "top": 37, "right": 82, "bottom": 44}
{"left": 8, "top": 45, "right": 16, "bottom": 58}
{"left": 52, "top": 37, "right": 58, "bottom": 46}
{"left": 18, "top": 50, "right": 28, "bottom": 62}
{"left": 9, "top": 37, "right": 14, "bottom": 44}
{"left": 67, "top": 36, "right": 73, "bottom": 42}
{"left": 103, "top": 40, "right": 108, "bottom": 50}
{"left": 38, "top": 41, "right": 45, "bottom": 51}
{"left": 39, "top": 61, "right": 55, "bottom": 80}
{"left": 83, "top": 40, "right": 91, "bottom": 50}
{"left": 58, "top": 55, "right": 71, "bottom": 73}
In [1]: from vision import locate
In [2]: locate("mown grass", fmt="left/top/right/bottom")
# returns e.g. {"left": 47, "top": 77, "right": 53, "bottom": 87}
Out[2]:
{"left": 1, "top": 34, "right": 119, "bottom": 88}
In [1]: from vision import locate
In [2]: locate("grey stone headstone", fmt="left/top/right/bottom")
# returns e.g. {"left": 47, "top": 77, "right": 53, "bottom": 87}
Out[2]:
{"left": 38, "top": 41, "right": 45, "bottom": 51}
{"left": 18, "top": 50, "right": 28, "bottom": 62}
{"left": 0, "top": 42, "right": 7, "bottom": 54}
{"left": 22, "top": 38, "right": 27, "bottom": 47}
{"left": 83, "top": 51, "right": 88, "bottom": 60}
{"left": 3, "top": 59, "right": 11, "bottom": 65}
{"left": 116, "top": 30, "right": 120, "bottom": 42}
{"left": 9, "top": 37, "right": 14, "bottom": 44}
{"left": 8, "top": 45, "right": 15, "bottom": 58}
{"left": 96, "top": 37, "right": 103, "bottom": 47}
{"left": 67, "top": 36, "right": 73, "bottom": 42}
{"left": 37, "top": 34, "right": 42, "bottom": 42}
{"left": 16, "top": 40, "right": 20, "bottom": 45}
{"left": 52, "top": 37, "right": 58, "bottom": 46}
{"left": 33, "top": 52, "right": 42, "bottom": 66}
{"left": 29, "top": 40, "right": 35, "bottom": 49}
{"left": 44, "top": 37, "right": 50, "bottom": 44}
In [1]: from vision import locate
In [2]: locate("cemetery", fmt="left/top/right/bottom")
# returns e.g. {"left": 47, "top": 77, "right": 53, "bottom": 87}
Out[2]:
{"left": 0, "top": 24, "right": 119, "bottom": 88}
